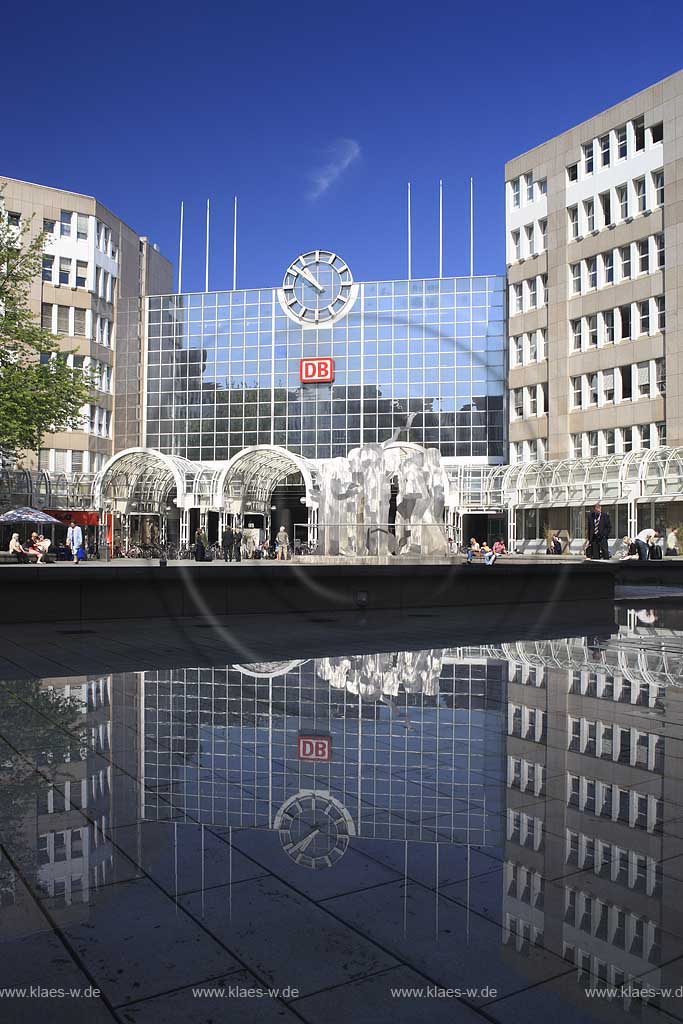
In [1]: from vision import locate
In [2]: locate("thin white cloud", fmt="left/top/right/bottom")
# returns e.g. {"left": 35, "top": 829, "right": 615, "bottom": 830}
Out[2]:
{"left": 308, "top": 138, "right": 360, "bottom": 200}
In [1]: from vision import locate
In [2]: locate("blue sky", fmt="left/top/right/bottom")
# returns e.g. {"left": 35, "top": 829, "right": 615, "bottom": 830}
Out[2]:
{"left": 3, "top": 1, "right": 682, "bottom": 293}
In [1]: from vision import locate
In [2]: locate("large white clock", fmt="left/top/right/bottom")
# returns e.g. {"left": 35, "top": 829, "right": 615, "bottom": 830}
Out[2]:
{"left": 273, "top": 789, "right": 356, "bottom": 869}
{"left": 278, "top": 250, "right": 356, "bottom": 326}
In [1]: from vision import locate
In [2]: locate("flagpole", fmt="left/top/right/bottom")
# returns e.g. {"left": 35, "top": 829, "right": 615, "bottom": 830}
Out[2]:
{"left": 439, "top": 178, "right": 443, "bottom": 278}
{"left": 407, "top": 181, "right": 412, "bottom": 280}
{"left": 205, "top": 198, "right": 210, "bottom": 292}
{"left": 177, "top": 201, "right": 184, "bottom": 292}
{"left": 232, "top": 195, "right": 238, "bottom": 291}
{"left": 469, "top": 177, "right": 474, "bottom": 276}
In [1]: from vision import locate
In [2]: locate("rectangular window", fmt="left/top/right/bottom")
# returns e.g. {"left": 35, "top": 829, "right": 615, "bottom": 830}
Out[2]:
{"left": 622, "top": 426, "right": 633, "bottom": 451}
{"left": 513, "top": 389, "right": 523, "bottom": 418}
{"left": 588, "top": 430, "right": 599, "bottom": 456}
{"left": 587, "top": 257, "right": 597, "bottom": 289}
{"left": 651, "top": 122, "right": 663, "bottom": 144}
{"left": 655, "top": 358, "right": 665, "bottom": 395}
{"left": 75, "top": 261, "right": 87, "bottom": 288}
{"left": 538, "top": 178, "right": 547, "bottom": 196}
{"left": 71, "top": 450, "right": 84, "bottom": 472}
{"left": 600, "top": 191, "right": 611, "bottom": 226}
{"left": 512, "top": 230, "right": 521, "bottom": 260}
{"left": 541, "top": 274, "right": 548, "bottom": 305}
{"left": 528, "top": 386, "right": 537, "bottom": 415}
{"left": 528, "top": 331, "right": 537, "bottom": 361}
{"left": 539, "top": 219, "right": 548, "bottom": 250}
{"left": 600, "top": 134, "right": 610, "bottom": 167}
{"left": 620, "top": 304, "right": 631, "bottom": 339}
{"left": 584, "top": 198, "right": 595, "bottom": 232}
{"left": 59, "top": 209, "right": 72, "bottom": 237}
{"left": 603, "top": 251, "right": 613, "bottom": 284}
{"left": 655, "top": 295, "right": 665, "bottom": 331}
{"left": 617, "top": 185, "right": 628, "bottom": 220}
{"left": 525, "top": 224, "right": 534, "bottom": 256}
{"left": 655, "top": 421, "right": 666, "bottom": 445}
{"left": 41, "top": 303, "right": 52, "bottom": 330}
{"left": 571, "top": 263, "right": 581, "bottom": 294}
{"left": 513, "top": 335, "right": 524, "bottom": 366}
{"left": 567, "top": 163, "right": 578, "bottom": 183}
{"left": 635, "top": 177, "right": 646, "bottom": 213}
{"left": 589, "top": 373, "right": 599, "bottom": 405}
{"left": 43, "top": 217, "right": 55, "bottom": 234}
{"left": 73, "top": 308, "right": 86, "bottom": 336}
{"left": 513, "top": 283, "right": 522, "bottom": 313}
{"left": 571, "top": 434, "right": 582, "bottom": 459}
{"left": 620, "top": 245, "right": 631, "bottom": 280}
{"left": 58, "top": 257, "right": 71, "bottom": 285}
{"left": 603, "top": 370, "right": 615, "bottom": 403}
{"left": 42, "top": 255, "right": 54, "bottom": 282}
{"left": 528, "top": 278, "right": 537, "bottom": 308}
{"left": 568, "top": 205, "right": 579, "bottom": 239}
{"left": 539, "top": 328, "right": 547, "bottom": 360}
{"left": 572, "top": 376, "right": 582, "bottom": 408}
{"left": 571, "top": 319, "right": 582, "bottom": 351}
{"left": 637, "top": 239, "right": 649, "bottom": 274}
{"left": 7, "top": 211, "right": 20, "bottom": 227}
{"left": 655, "top": 233, "right": 664, "bottom": 269}
{"left": 76, "top": 213, "right": 88, "bottom": 240}
{"left": 588, "top": 315, "right": 598, "bottom": 347}
{"left": 604, "top": 309, "right": 615, "bottom": 343}
{"left": 583, "top": 142, "right": 594, "bottom": 174}
{"left": 57, "top": 305, "right": 69, "bottom": 333}
{"left": 620, "top": 365, "right": 632, "bottom": 401}
{"left": 511, "top": 179, "right": 520, "bottom": 208}
{"left": 525, "top": 173, "right": 533, "bottom": 202}
{"left": 639, "top": 300, "right": 650, "bottom": 335}
{"left": 617, "top": 125, "right": 627, "bottom": 159}
{"left": 653, "top": 170, "right": 664, "bottom": 206}
{"left": 634, "top": 116, "right": 645, "bottom": 151}
{"left": 637, "top": 361, "right": 650, "bottom": 398}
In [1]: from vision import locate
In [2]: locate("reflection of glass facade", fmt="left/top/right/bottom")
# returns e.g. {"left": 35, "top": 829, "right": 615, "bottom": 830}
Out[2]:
{"left": 144, "top": 274, "right": 505, "bottom": 463}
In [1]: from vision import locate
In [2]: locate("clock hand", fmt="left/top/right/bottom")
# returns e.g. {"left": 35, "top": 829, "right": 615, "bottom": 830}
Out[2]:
{"left": 288, "top": 827, "right": 321, "bottom": 855}
{"left": 296, "top": 266, "right": 325, "bottom": 294}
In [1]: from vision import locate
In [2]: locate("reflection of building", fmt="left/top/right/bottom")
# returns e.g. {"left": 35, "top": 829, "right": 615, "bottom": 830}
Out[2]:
{"left": 139, "top": 654, "right": 506, "bottom": 854}
{"left": 0, "top": 177, "right": 172, "bottom": 476}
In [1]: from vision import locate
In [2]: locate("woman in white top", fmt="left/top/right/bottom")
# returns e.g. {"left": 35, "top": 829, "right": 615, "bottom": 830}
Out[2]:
{"left": 8, "top": 533, "right": 28, "bottom": 563}
{"left": 666, "top": 529, "right": 678, "bottom": 556}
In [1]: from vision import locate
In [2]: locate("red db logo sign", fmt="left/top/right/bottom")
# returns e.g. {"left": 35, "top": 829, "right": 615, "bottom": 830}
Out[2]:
{"left": 300, "top": 357, "right": 334, "bottom": 383}
{"left": 297, "top": 735, "right": 332, "bottom": 762}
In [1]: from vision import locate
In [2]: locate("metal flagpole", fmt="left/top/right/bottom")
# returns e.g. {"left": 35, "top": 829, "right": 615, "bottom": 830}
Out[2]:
{"left": 407, "top": 181, "right": 412, "bottom": 280}
{"left": 177, "top": 201, "right": 184, "bottom": 292}
{"left": 205, "top": 199, "right": 210, "bottom": 292}
{"left": 439, "top": 178, "right": 443, "bottom": 278}
{"left": 232, "top": 194, "right": 238, "bottom": 290}
{"left": 469, "top": 177, "right": 474, "bottom": 276}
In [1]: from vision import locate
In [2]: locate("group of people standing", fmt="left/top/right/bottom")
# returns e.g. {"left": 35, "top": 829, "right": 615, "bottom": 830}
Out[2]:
{"left": 192, "top": 525, "right": 292, "bottom": 562}
{"left": 585, "top": 502, "right": 678, "bottom": 561}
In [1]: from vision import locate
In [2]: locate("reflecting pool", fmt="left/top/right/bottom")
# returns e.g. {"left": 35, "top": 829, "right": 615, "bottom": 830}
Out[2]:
{"left": 1, "top": 605, "right": 682, "bottom": 1021}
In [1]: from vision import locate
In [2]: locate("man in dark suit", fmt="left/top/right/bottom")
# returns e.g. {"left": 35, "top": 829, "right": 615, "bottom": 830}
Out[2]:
{"left": 222, "top": 525, "right": 234, "bottom": 562}
{"left": 586, "top": 502, "right": 611, "bottom": 559}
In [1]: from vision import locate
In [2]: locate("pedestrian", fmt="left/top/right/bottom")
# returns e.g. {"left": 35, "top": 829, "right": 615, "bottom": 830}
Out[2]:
{"left": 635, "top": 527, "right": 658, "bottom": 560}
{"left": 666, "top": 527, "right": 679, "bottom": 557}
{"left": 66, "top": 521, "right": 83, "bottom": 564}
{"left": 233, "top": 527, "right": 243, "bottom": 562}
{"left": 194, "top": 527, "right": 207, "bottom": 562}
{"left": 276, "top": 526, "right": 290, "bottom": 561}
{"left": 586, "top": 502, "right": 611, "bottom": 560}
{"left": 222, "top": 524, "right": 234, "bottom": 562}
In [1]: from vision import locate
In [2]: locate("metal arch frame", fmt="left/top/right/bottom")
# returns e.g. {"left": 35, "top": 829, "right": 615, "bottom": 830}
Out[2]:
{"left": 232, "top": 660, "right": 307, "bottom": 678}
{"left": 92, "top": 447, "right": 202, "bottom": 512}
{"left": 214, "top": 445, "right": 318, "bottom": 515}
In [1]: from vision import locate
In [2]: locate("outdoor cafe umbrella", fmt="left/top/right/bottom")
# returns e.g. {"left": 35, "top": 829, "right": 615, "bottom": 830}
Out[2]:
{"left": 0, "top": 507, "right": 61, "bottom": 525}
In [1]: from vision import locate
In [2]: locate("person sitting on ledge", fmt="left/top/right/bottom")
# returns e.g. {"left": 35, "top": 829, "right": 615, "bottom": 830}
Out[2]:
{"left": 619, "top": 536, "right": 639, "bottom": 560}
{"left": 466, "top": 538, "right": 481, "bottom": 563}
{"left": 547, "top": 533, "right": 563, "bottom": 555}
{"left": 8, "top": 533, "right": 29, "bottom": 563}
{"left": 481, "top": 541, "right": 497, "bottom": 566}
{"left": 492, "top": 538, "right": 506, "bottom": 556}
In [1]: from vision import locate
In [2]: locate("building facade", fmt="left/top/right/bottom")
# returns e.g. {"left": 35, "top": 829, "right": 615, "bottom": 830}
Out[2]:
{"left": 0, "top": 176, "right": 172, "bottom": 476}
{"left": 119, "top": 259, "right": 505, "bottom": 465}
{"left": 505, "top": 71, "right": 682, "bottom": 467}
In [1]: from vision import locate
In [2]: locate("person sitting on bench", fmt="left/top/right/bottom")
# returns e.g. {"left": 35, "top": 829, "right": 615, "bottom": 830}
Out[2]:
{"left": 8, "top": 533, "right": 29, "bottom": 564}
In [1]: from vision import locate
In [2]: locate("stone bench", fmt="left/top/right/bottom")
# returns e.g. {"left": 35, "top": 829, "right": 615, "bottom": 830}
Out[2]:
{"left": 0, "top": 550, "right": 56, "bottom": 565}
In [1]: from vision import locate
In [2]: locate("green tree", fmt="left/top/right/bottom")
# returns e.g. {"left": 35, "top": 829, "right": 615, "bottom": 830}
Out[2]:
{"left": 0, "top": 188, "right": 93, "bottom": 461}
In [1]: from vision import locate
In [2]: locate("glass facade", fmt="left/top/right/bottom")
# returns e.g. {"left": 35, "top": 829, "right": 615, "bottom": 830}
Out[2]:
{"left": 144, "top": 273, "right": 505, "bottom": 463}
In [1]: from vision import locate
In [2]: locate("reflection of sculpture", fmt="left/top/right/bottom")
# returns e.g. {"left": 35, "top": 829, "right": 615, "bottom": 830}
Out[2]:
{"left": 317, "top": 650, "right": 445, "bottom": 699}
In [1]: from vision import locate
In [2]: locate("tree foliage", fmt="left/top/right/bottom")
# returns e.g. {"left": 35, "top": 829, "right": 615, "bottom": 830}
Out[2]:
{"left": 0, "top": 188, "right": 93, "bottom": 460}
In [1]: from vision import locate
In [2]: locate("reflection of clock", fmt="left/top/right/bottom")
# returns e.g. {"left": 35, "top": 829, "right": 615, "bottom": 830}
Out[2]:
{"left": 273, "top": 790, "right": 356, "bottom": 869}
{"left": 279, "top": 251, "right": 355, "bottom": 325}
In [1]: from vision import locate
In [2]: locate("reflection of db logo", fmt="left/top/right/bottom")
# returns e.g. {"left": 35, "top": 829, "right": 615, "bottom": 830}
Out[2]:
{"left": 297, "top": 736, "right": 332, "bottom": 761}
{"left": 300, "top": 357, "right": 334, "bottom": 383}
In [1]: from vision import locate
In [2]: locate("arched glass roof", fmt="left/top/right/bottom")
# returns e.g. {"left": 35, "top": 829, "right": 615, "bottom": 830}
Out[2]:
{"left": 93, "top": 448, "right": 204, "bottom": 513}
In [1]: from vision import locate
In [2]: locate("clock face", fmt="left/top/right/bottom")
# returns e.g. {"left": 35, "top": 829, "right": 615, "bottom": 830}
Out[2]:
{"left": 281, "top": 251, "right": 353, "bottom": 325}
{"left": 274, "top": 790, "right": 355, "bottom": 869}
